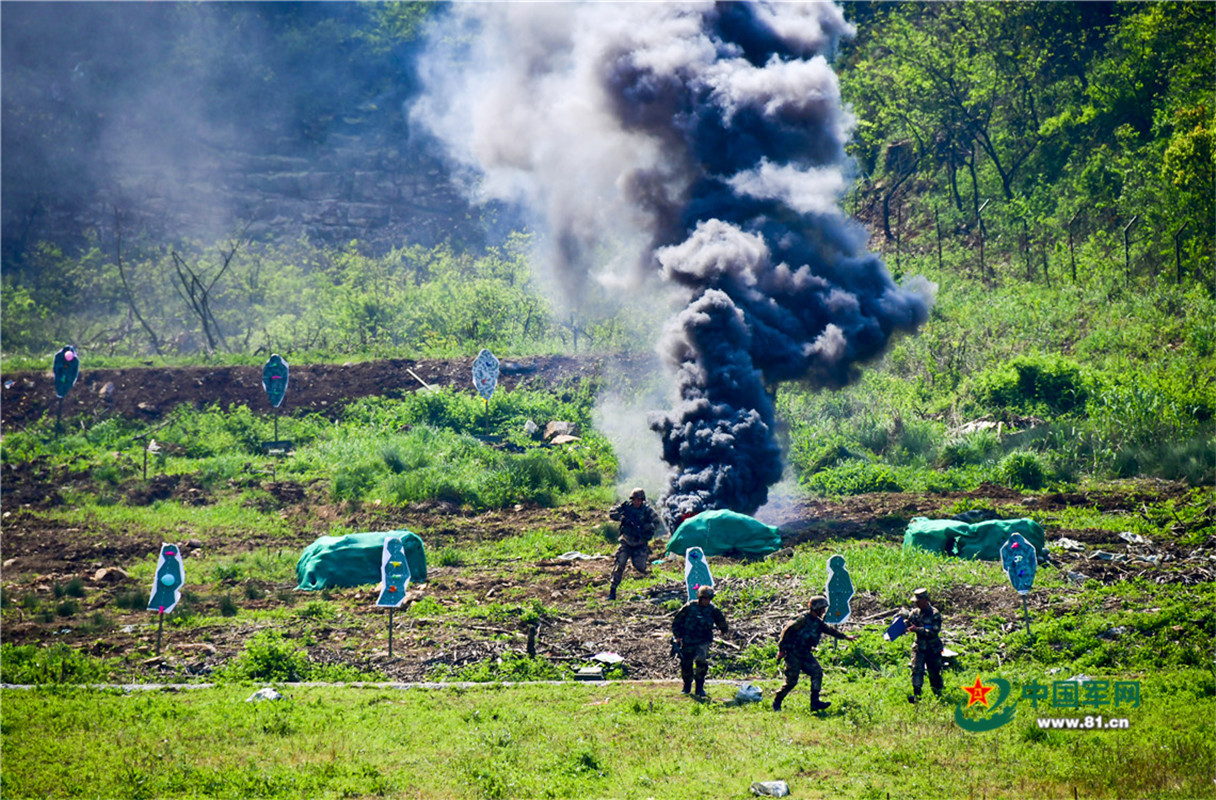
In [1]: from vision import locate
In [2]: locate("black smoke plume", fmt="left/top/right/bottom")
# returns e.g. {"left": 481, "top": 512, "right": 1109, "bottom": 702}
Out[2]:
{"left": 413, "top": 2, "right": 932, "bottom": 527}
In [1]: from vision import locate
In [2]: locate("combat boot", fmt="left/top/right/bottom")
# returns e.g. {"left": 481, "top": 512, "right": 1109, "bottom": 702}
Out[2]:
{"left": 607, "top": 586, "right": 617, "bottom": 601}
{"left": 681, "top": 679, "right": 691, "bottom": 695}
{"left": 694, "top": 678, "right": 707, "bottom": 699}
{"left": 908, "top": 687, "right": 922, "bottom": 704}
{"left": 810, "top": 691, "right": 831, "bottom": 712}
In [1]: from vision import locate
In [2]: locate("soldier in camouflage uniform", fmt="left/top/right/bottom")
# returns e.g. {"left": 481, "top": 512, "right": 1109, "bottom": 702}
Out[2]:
{"left": 772, "top": 595, "right": 857, "bottom": 712}
{"left": 607, "top": 488, "right": 664, "bottom": 601}
{"left": 907, "top": 587, "right": 944, "bottom": 703}
{"left": 672, "top": 586, "right": 730, "bottom": 698}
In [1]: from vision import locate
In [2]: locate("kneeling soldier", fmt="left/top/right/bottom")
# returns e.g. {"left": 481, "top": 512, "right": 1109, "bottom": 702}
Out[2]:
{"left": 773, "top": 595, "right": 856, "bottom": 712}
{"left": 672, "top": 586, "right": 729, "bottom": 698}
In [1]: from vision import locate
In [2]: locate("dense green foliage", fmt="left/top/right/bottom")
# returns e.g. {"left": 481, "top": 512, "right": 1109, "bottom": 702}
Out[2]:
{"left": 0, "top": 384, "right": 618, "bottom": 513}
{"left": 843, "top": 2, "right": 1214, "bottom": 285}
{"left": 3, "top": 3, "right": 1210, "bottom": 494}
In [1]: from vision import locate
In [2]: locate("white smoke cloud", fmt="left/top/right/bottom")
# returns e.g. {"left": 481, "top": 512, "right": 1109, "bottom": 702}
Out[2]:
{"left": 413, "top": 2, "right": 930, "bottom": 523}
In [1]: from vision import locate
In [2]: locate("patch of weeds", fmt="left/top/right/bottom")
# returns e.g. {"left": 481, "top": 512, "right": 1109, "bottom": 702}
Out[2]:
{"left": 239, "top": 488, "right": 279, "bottom": 513}
{"left": 218, "top": 594, "right": 239, "bottom": 617}
{"left": 215, "top": 631, "right": 311, "bottom": 682}
{"left": 55, "top": 599, "right": 80, "bottom": 617}
{"left": 436, "top": 546, "right": 465, "bottom": 567}
{"left": 0, "top": 643, "right": 110, "bottom": 684}
{"left": 296, "top": 599, "right": 337, "bottom": 621}
{"left": 709, "top": 642, "right": 781, "bottom": 679}
{"left": 435, "top": 653, "right": 569, "bottom": 683}
{"left": 406, "top": 595, "right": 445, "bottom": 618}
{"left": 1000, "top": 450, "right": 1047, "bottom": 490}
{"left": 803, "top": 460, "right": 904, "bottom": 496}
{"left": 114, "top": 589, "right": 146, "bottom": 611}
{"left": 211, "top": 562, "right": 242, "bottom": 584}
{"left": 243, "top": 582, "right": 265, "bottom": 601}
{"left": 78, "top": 611, "right": 116, "bottom": 635}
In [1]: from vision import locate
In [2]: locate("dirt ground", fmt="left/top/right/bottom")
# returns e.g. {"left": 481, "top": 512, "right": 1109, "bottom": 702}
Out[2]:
{"left": 1, "top": 356, "right": 1212, "bottom": 683}
{"left": 0, "top": 353, "right": 659, "bottom": 430}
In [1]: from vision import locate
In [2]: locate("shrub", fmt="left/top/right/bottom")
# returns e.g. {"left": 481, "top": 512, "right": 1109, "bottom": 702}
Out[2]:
{"left": 217, "top": 631, "right": 313, "bottom": 682}
{"left": 436, "top": 546, "right": 464, "bottom": 567}
{"left": 218, "top": 594, "right": 239, "bottom": 617}
{"left": 936, "top": 429, "right": 1001, "bottom": 468}
{"left": 972, "top": 354, "right": 1090, "bottom": 416}
{"left": 999, "top": 450, "right": 1047, "bottom": 490}
{"left": 55, "top": 599, "right": 80, "bottom": 617}
{"left": 802, "top": 460, "right": 904, "bottom": 496}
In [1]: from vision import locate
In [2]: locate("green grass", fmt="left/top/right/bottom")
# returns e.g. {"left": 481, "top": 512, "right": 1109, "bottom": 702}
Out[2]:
{"left": 46, "top": 499, "right": 294, "bottom": 541}
{"left": 1, "top": 674, "right": 1211, "bottom": 799}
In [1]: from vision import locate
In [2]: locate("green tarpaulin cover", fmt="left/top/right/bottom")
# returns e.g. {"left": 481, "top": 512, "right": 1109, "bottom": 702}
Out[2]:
{"left": 296, "top": 531, "right": 427, "bottom": 591}
{"left": 904, "top": 517, "right": 1046, "bottom": 561}
{"left": 666, "top": 509, "right": 782, "bottom": 558}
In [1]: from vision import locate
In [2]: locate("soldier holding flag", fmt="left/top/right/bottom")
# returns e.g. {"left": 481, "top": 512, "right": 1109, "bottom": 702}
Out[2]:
{"left": 772, "top": 595, "right": 856, "bottom": 712}
{"left": 906, "top": 587, "right": 945, "bottom": 703}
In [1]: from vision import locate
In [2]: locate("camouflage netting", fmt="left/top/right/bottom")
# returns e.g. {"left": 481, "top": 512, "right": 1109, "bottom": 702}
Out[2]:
{"left": 903, "top": 517, "right": 1047, "bottom": 561}
{"left": 666, "top": 509, "right": 783, "bottom": 558}
{"left": 296, "top": 531, "right": 428, "bottom": 591}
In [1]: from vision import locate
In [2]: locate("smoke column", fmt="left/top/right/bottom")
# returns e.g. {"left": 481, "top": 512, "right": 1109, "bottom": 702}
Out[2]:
{"left": 413, "top": 2, "right": 932, "bottom": 527}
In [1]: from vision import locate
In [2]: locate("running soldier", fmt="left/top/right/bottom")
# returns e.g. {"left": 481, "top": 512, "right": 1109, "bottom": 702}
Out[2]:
{"left": 607, "top": 488, "right": 663, "bottom": 601}
{"left": 672, "top": 586, "right": 729, "bottom": 698}
{"left": 772, "top": 595, "right": 856, "bottom": 712}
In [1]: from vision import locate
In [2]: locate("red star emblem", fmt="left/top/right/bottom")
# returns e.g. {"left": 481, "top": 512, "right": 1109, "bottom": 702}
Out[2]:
{"left": 961, "top": 675, "right": 995, "bottom": 707}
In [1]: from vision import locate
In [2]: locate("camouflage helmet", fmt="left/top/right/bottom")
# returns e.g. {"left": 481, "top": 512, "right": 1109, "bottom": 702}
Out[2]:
{"left": 696, "top": 585, "right": 715, "bottom": 599}
{"left": 911, "top": 587, "right": 930, "bottom": 603}
{"left": 809, "top": 595, "right": 828, "bottom": 611}
{"left": 630, "top": 487, "right": 646, "bottom": 500}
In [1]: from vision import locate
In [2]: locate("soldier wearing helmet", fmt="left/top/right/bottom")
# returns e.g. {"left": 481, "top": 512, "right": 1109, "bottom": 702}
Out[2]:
{"left": 772, "top": 594, "right": 856, "bottom": 712}
{"left": 671, "top": 585, "right": 729, "bottom": 698}
{"left": 606, "top": 487, "right": 665, "bottom": 601}
{"left": 906, "top": 587, "right": 944, "bottom": 703}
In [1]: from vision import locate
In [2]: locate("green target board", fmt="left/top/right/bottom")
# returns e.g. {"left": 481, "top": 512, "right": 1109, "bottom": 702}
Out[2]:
{"left": 52, "top": 346, "right": 80, "bottom": 399}
{"left": 376, "top": 537, "right": 413, "bottom": 608}
{"left": 262, "top": 354, "right": 289, "bottom": 408}
{"left": 148, "top": 543, "right": 185, "bottom": 613}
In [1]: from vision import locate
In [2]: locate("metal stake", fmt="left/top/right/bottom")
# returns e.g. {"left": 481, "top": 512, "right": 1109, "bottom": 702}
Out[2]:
{"left": 156, "top": 610, "right": 164, "bottom": 655}
{"left": 1021, "top": 595, "right": 1032, "bottom": 636}
{"left": 388, "top": 608, "right": 394, "bottom": 659}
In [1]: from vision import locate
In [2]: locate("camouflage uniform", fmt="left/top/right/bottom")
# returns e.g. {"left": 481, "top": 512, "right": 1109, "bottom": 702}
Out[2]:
{"left": 908, "top": 602, "right": 944, "bottom": 699}
{"left": 608, "top": 499, "right": 663, "bottom": 598}
{"left": 672, "top": 597, "right": 729, "bottom": 696}
{"left": 773, "top": 612, "right": 849, "bottom": 711}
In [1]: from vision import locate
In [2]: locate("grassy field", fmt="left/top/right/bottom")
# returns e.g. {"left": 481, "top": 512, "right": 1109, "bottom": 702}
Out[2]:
{"left": 2, "top": 673, "right": 1212, "bottom": 800}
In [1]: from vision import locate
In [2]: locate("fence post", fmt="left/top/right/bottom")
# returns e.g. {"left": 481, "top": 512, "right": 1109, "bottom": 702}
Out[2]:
{"left": 934, "top": 204, "right": 944, "bottom": 272}
{"left": 1123, "top": 215, "right": 1139, "bottom": 281}
{"left": 1174, "top": 221, "right": 1191, "bottom": 284}
{"left": 1067, "top": 211, "right": 1080, "bottom": 283}
{"left": 978, "top": 199, "right": 991, "bottom": 285}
